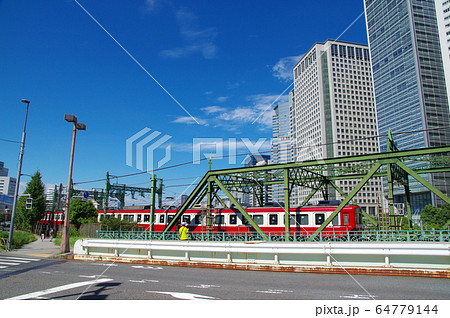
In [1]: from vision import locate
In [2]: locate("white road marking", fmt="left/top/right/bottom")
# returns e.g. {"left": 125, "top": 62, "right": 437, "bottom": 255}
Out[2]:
{"left": 0, "top": 256, "right": 40, "bottom": 261}
{"left": 0, "top": 266, "right": 7, "bottom": 269}
{"left": 130, "top": 279, "right": 159, "bottom": 283}
{"left": 256, "top": 289, "right": 293, "bottom": 294}
{"left": 91, "top": 263, "right": 117, "bottom": 267}
{"left": 146, "top": 291, "right": 217, "bottom": 300}
{"left": 0, "top": 261, "right": 21, "bottom": 266}
{"left": 79, "top": 275, "right": 97, "bottom": 278}
{"left": 186, "top": 284, "right": 220, "bottom": 289}
{"left": 0, "top": 258, "right": 31, "bottom": 263}
{"left": 131, "top": 265, "right": 163, "bottom": 270}
{"left": 340, "top": 294, "right": 378, "bottom": 299}
{"left": 5, "top": 278, "right": 113, "bottom": 300}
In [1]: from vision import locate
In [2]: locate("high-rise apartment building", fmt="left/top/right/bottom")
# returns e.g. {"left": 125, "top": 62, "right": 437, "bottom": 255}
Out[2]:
{"left": 436, "top": 0, "right": 450, "bottom": 106}
{"left": 0, "top": 161, "right": 8, "bottom": 177}
{"left": 242, "top": 155, "right": 272, "bottom": 206}
{"left": 271, "top": 93, "right": 293, "bottom": 204}
{"left": 0, "top": 162, "right": 16, "bottom": 197}
{"left": 290, "top": 40, "right": 381, "bottom": 213}
{"left": 364, "top": 0, "right": 450, "bottom": 211}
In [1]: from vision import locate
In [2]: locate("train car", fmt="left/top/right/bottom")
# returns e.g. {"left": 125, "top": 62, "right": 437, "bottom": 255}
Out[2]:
{"left": 38, "top": 211, "right": 65, "bottom": 227}
{"left": 97, "top": 203, "right": 362, "bottom": 235}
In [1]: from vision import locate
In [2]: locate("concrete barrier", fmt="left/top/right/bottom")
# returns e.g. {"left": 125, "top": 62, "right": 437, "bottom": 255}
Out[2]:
{"left": 73, "top": 239, "right": 450, "bottom": 277}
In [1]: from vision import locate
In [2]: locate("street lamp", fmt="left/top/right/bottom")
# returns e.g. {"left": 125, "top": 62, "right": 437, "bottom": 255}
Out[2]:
{"left": 60, "top": 114, "right": 86, "bottom": 253}
{"left": 7, "top": 99, "right": 31, "bottom": 251}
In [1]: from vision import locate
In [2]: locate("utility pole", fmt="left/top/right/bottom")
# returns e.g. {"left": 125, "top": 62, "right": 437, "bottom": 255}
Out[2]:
{"left": 149, "top": 174, "right": 157, "bottom": 232}
{"left": 8, "top": 99, "right": 30, "bottom": 251}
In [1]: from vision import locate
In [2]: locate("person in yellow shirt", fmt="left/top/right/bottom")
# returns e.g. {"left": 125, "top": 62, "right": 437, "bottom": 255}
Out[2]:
{"left": 179, "top": 222, "right": 189, "bottom": 240}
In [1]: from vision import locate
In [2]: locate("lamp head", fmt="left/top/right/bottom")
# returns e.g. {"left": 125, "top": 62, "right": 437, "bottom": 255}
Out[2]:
{"left": 21, "top": 99, "right": 30, "bottom": 104}
{"left": 76, "top": 123, "right": 86, "bottom": 130}
{"left": 64, "top": 114, "right": 77, "bottom": 123}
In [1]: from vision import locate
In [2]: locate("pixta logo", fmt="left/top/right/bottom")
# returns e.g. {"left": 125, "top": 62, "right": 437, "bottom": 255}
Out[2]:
{"left": 126, "top": 127, "right": 172, "bottom": 173}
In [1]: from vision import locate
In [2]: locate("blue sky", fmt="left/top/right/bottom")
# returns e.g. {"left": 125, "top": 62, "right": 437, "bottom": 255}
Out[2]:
{"left": 0, "top": 0, "right": 368, "bottom": 203}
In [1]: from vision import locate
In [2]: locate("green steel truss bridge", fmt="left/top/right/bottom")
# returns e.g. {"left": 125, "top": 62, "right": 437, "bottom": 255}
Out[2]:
{"left": 160, "top": 144, "right": 450, "bottom": 242}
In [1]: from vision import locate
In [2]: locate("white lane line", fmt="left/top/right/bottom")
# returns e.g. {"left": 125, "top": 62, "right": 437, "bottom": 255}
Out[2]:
{"left": 146, "top": 291, "right": 217, "bottom": 300}
{"left": 186, "top": 284, "right": 220, "bottom": 289}
{"left": 0, "top": 256, "right": 40, "bottom": 261}
{"left": 0, "top": 262, "right": 21, "bottom": 266}
{"left": 0, "top": 258, "right": 31, "bottom": 263}
{"left": 340, "top": 294, "right": 378, "bottom": 299}
{"left": 5, "top": 278, "right": 113, "bottom": 300}
{"left": 0, "top": 266, "right": 7, "bottom": 269}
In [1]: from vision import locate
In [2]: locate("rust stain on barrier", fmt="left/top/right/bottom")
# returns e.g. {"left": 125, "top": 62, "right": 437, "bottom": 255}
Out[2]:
{"left": 71, "top": 255, "right": 449, "bottom": 279}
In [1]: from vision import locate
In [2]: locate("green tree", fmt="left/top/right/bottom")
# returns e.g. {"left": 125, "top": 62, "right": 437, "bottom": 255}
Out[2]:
{"left": 100, "top": 216, "right": 137, "bottom": 231}
{"left": 420, "top": 204, "right": 450, "bottom": 230}
{"left": 15, "top": 171, "right": 46, "bottom": 231}
{"left": 69, "top": 198, "right": 98, "bottom": 229}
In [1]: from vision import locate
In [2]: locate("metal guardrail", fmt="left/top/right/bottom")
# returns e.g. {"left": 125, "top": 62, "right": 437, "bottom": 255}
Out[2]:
{"left": 74, "top": 239, "right": 450, "bottom": 273}
{"left": 96, "top": 230, "right": 450, "bottom": 242}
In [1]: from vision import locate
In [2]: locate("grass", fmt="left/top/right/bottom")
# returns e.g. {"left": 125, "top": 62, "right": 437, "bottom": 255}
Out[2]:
{"left": 53, "top": 235, "right": 84, "bottom": 247}
{"left": 0, "top": 230, "right": 37, "bottom": 251}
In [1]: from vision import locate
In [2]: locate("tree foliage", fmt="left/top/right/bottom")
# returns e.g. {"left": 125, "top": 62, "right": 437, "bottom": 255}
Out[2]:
{"left": 15, "top": 171, "right": 46, "bottom": 231}
{"left": 100, "top": 216, "right": 137, "bottom": 231}
{"left": 420, "top": 204, "right": 450, "bottom": 230}
{"left": 69, "top": 198, "right": 98, "bottom": 229}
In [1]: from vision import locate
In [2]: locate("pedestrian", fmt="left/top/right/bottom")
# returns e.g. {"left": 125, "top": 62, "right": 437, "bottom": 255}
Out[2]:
{"left": 179, "top": 222, "right": 189, "bottom": 240}
{"left": 40, "top": 232, "right": 45, "bottom": 242}
{"left": 49, "top": 227, "right": 54, "bottom": 242}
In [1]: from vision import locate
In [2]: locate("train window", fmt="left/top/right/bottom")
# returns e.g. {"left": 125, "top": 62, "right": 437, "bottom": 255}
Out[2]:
{"left": 137, "top": 214, "right": 142, "bottom": 222}
{"left": 269, "top": 214, "right": 278, "bottom": 225}
{"left": 195, "top": 215, "right": 202, "bottom": 224}
{"left": 215, "top": 215, "right": 224, "bottom": 225}
{"left": 356, "top": 211, "right": 362, "bottom": 225}
{"left": 283, "top": 214, "right": 296, "bottom": 225}
{"left": 128, "top": 215, "right": 134, "bottom": 222}
{"left": 343, "top": 213, "right": 349, "bottom": 225}
{"left": 229, "top": 215, "right": 237, "bottom": 224}
{"left": 144, "top": 215, "right": 150, "bottom": 222}
{"left": 315, "top": 213, "right": 325, "bottom": 225}
{"left": 167, "top": 215, "right": 174, "bottom": 223}
{"left": 242, "top": 215, "right": 249, "bottom": 225}
{"left": 332, "top": 214, "right": 339, "bottom": 225}
{"left": 253, "top": 215, "right": 263, "bottom": 225}
{"left": 183, "top": 215, "right": 191, "bottom": 224}
{"left": 299, "top": 214, "right": 309, "bottom": 225}
{"left": 159, "top": 215, "right": 165, "bottom": 223}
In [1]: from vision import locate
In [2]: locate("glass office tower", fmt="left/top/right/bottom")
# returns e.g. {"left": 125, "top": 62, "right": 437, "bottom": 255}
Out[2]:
{"left": 364, "top": 0, "right": 450, "bottom": 212}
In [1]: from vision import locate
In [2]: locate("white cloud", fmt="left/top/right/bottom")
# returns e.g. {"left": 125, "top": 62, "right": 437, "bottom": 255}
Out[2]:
{"left": 171, "top": 116, "right": 208, "bottom": 125}
{"left": 160, "top": 8, "right": 217, "bottom": 59}
{"left": 272, "top": 55, "right": 303, "bottom": 82}
{"left": 201, "top": 106, "right": 226, "bottom": 114}
{"left": 142, "top": 0, "right": 162, "bottom": 14}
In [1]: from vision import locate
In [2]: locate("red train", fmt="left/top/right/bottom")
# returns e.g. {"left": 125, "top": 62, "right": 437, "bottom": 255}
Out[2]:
{"left": 39, "top": 211, "right": 65, "bottom": 226}
{"left": 98, "top": 203, "right": 363, "bottom": 234}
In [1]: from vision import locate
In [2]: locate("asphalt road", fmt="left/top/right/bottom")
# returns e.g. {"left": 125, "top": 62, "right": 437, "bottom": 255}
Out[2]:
{"left": 1, "top": 256, "right": 449, "bottom": 300}
{"left": 1, "top": 238, "right": 449, "bottom": 317}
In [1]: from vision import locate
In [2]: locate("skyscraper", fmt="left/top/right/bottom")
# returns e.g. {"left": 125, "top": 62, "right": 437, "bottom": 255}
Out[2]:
{"left": 291, "top": 40, "right": 381, "bottom": 213}
{"left": 271, "top": 93, "right": 292, "bottom": 203}
{"left": 435, "top": 0, "right": 450, "bottom": 106}
{"left": 364, "top": 0, "right": 450, "bottom": 211}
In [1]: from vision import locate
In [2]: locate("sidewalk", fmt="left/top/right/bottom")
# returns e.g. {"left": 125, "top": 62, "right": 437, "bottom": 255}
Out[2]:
{"left": 1, "top": 235, "right": 65, "bottom": 259}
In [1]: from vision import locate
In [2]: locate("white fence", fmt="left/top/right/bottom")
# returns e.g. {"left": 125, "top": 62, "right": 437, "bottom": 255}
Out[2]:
{"left": 74, "top": 239, "right": 450, "bottom": 274}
